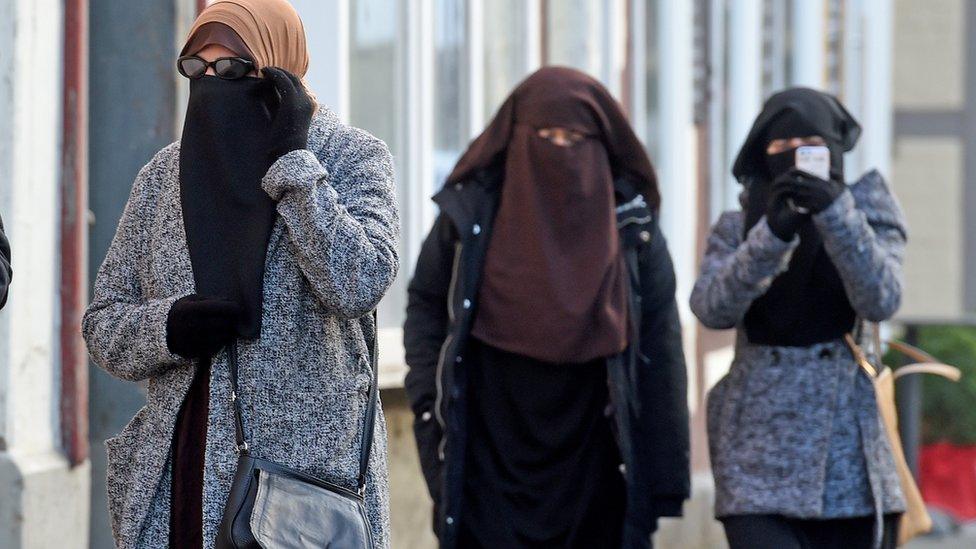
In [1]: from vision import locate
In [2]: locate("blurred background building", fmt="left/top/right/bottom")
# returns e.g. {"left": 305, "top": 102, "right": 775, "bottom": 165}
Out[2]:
{"left": 0, "top": 0, "right": 974, "bottom": 547}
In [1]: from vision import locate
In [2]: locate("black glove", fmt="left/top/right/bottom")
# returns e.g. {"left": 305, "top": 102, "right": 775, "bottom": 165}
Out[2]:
{"left": 783, "top": 168, "right": 848, "bottom": 214}
{"left": 166, "top": 294, "right": 243, "bottom": 359}
{"left": 262, "top": 67, "right": 315, "bottom": 163}
{"left": 766, "top": 173, "right": 810, "bottom": 241}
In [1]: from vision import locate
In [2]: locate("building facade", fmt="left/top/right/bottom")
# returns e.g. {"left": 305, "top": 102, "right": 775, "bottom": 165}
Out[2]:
{"left": 7, "top": 1, "right": 964, "bottom": 548}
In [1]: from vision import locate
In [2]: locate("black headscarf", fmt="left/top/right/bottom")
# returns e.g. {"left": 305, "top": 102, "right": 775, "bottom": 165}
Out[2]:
{"left": 180, "top": 74, "right": 277, "bottom": 339}
{"left": 733, "top": 88, "right": 862, "bottom": 347}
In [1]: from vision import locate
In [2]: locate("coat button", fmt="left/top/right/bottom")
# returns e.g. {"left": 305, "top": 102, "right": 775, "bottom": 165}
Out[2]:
{"left": 463, "top": 299, "right": 471, "bottom": 309}
{"left": 421, "top": 411, "right": 432, "bottom": 422}
{"left": 446, "top": 516, "right": 455, "bottom": 526}
{"left": 454, "top": 183, "right": 463, "bottom": 190}
{"left": 472, "top": 224, "right": 481, "bottom": 235}
{"left": 455, "top": 355, "right": 463, "bottom": 363}
{"left": 639, "top": 230, "right": 651, "bottom": 242}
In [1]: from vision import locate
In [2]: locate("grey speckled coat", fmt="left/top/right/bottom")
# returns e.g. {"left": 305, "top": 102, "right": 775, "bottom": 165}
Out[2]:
{"left": 82, "top": 108, "right": 399, "bottom": 549}
{"left": 692, "top": 171, "right": 907, "bottom": 528}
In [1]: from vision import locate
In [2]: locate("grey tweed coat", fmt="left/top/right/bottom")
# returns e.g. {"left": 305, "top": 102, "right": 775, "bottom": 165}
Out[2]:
{"left": 83, "top": 108, "right": 399, "bottom": 548}
{"left": 692, "top": 170, "right": 907, "bottom": 527}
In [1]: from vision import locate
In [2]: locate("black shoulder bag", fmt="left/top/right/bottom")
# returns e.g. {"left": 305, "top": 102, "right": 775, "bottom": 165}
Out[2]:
{"left": 215, "top": 314, "right": 379, "bottom": 548}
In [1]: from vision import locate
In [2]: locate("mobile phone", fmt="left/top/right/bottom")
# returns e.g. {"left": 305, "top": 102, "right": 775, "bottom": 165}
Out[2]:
{"left": 788, "top": 145, "right": 831, "bottom": 214}
{"left": 795, "top": 145, "right": 831, "bottom": 180}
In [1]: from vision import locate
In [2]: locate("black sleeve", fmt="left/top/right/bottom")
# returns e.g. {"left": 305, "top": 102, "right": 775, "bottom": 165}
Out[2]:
{"left": 634, "top": 222, "right": 690, "bottom": 514}
{"left": 0, "top": 215, "right": 12, "bottom": 309}
{"left": 403, "top": 213, "right": 458, "bottom": 414}
{"left": 403, "top": 213, "right": 458, "bottom": 507}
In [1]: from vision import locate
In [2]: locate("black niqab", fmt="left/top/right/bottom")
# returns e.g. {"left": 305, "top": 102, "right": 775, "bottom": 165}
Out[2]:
{"left": 734, "top": 88, "right": 862, "bottom": 347}
{"left": 180, "top": 75, "right": 277, "bottom": 338}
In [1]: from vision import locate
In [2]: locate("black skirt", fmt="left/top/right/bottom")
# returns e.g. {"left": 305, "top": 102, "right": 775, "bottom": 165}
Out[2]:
{"left": 460, "top": 338, "right": 626, "bottom": 549}
{"left": 721, "top": 513, "right": 902, "bottom": 549}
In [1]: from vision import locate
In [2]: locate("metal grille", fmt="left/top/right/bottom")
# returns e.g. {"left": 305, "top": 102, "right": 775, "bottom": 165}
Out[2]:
{"left": 692, "top": 0, "right": 711, "bottom": 124}
{"left": 762, "top": 0, "right": 789, "bottom": 97}
{"left": 825, "top": 0, "right": 846, "bottom": 94}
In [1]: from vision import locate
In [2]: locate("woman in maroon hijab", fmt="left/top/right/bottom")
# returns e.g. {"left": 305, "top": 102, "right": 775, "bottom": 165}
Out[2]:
{"left": 404, "top": 67, "right": 690, "bottom": 549}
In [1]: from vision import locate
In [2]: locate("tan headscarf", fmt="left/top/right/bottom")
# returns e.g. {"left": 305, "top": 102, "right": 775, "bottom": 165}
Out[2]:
{"left": 183, "top": 0, "right": 309, "bottom": 77}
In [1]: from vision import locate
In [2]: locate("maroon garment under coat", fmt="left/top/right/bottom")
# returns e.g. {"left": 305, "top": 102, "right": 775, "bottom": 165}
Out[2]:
{"left": 169, "top": 359, "right": 210, "bottom": 548}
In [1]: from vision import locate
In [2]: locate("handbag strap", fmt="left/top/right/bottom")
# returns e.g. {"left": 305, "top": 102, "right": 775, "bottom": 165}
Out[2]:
{"left": 227, "top": 343, "right": 249, "bottom": 454}
{"left": 358, "top": 311, "right": 380, "bottom": 493}
{"left": 844, "top": 329, "right": 961, "bottom": 383}
{"left": 227, "top": 310, "right": 380, "bottom": 495}
{"left": 844, "top": 333, "right": 878, "bottom": 377}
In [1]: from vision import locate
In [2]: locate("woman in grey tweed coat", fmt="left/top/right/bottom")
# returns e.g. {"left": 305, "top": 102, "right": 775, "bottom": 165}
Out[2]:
{"left": 82, "top": 3, "right": 398, "bottom": 547}
{"left": 692, "top": 89, "right": 905, "bottom": 548}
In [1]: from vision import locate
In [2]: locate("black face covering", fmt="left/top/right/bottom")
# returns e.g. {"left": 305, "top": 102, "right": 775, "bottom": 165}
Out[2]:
{"left": 180, "top": 75, "right": 277, "bottom": 339}
{"left": 735, "top": 88, "right": 861, "bottom": 347}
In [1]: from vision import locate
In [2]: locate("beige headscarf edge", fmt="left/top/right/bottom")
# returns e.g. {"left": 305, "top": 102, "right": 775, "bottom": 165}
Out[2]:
{"left": 185, "top": 0, "right": 310, "bottom": 77}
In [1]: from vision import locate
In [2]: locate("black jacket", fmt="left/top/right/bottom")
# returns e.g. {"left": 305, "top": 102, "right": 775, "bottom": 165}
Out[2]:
{"left": 403, "top": 167, "right": 690, "bottom": 548}
{"left": 0, "top": 215, "right": 11, "bottom": 308}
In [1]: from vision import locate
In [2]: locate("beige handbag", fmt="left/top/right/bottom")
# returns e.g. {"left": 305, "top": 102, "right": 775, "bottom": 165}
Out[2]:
{"left": 844, "top": 331, "right": 961, "bottom": 546}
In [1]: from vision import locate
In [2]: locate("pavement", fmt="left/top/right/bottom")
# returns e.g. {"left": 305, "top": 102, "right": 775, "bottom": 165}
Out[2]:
{"left": 906, "top": 511, "right": 976, "bottom": 549}
{"left": 907, "top": 535, "right": 976, "bottom": 549}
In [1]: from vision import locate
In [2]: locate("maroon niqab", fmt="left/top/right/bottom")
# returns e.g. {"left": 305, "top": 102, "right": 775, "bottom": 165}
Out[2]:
{"left": 462, "top": 67, "right": 659, "bottom": 364}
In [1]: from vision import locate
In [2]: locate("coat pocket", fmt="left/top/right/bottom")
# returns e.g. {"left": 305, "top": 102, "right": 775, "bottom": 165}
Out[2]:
{"left": 104, "top": 406, "right": 150, "bottom": 539}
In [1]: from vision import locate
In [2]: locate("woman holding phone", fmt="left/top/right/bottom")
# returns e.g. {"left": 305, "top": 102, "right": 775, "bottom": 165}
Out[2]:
{"left": 83, "top": 1, "right": 398, "bottom": 546}
{"left": 691, "top": 88, "right": 907, "bottom": 548}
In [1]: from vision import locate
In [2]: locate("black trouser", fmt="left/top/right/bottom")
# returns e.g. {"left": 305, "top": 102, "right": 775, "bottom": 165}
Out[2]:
{"left": 721, "top": 514, "right": 901, "bottom": 549}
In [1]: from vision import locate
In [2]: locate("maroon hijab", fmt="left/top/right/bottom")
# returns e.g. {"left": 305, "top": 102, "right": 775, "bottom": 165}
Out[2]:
{"left": 461, "top": 67, "right": 659, "bottom": 364}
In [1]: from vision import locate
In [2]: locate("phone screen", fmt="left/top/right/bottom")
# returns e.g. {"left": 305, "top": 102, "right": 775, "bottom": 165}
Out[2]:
{"left": 795, "top": 146, "right": 831, "bottom": 180}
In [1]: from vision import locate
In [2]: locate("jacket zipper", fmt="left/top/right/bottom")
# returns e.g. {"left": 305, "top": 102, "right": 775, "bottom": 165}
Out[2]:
{"left": 434, "top": 241, "right": 463, "bottom": 461}
{"left": 617, "top": 214, "right": 654, "bottom": 229}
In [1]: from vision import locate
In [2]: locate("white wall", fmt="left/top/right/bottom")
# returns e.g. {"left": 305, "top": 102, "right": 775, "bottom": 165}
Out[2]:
{"left": 0, "top": 0, "right": 62, "bottom": 466}
{"left": 0, "top": 0, "right": 90, "bottom": 546}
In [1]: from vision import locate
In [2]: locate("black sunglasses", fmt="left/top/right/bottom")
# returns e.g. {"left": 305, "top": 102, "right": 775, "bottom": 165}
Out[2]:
{"left": 177, "top": 55, "right": 255, "bottom": 80}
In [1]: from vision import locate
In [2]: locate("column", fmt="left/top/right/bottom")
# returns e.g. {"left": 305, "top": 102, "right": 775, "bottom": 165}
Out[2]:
{"left": 466, "top": 0, "right": 485, "bottom": 137}
{"left": 791, "top": 0, "right": 827, "bottom": 88}
{"left": 0, "top": 0, "right": 91, "bottom": 546}
{"left": 726, "top": 0, "right": 764, "bottom": 211}
{"left": 861, "top": 0, "right": 893, "bottom": 178}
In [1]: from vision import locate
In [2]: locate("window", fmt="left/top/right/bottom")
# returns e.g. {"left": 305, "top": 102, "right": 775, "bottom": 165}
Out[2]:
{"left": 546, "top": 0, "right": 603, "bottom": 74}
{"left": 482, "top": 0, "right": 537, "bottom": 123}
{"left": 349, "top": 0, "right": 403, "bottom": 331}
{"left": 434, "top": 0, "right": 467, "bottom": 188}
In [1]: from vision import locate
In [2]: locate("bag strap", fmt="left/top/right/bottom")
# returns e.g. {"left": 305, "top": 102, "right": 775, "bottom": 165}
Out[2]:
{"left": 844, "top": 333, "right": 878, "bottom": 377}
{"left": 227, "top": 343, "right": 249, "bottom": 455}
{"left": 227, "top": 310, "right": 380, "bottom": 495}
{"left": 884, "top": 339, "right": 961, "bottom": 382}
{"left": 843, "top": 330, "right": 962, "bottom": 383}
{"left": 358, "top": 311, "right": 380, "bottom": 494}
